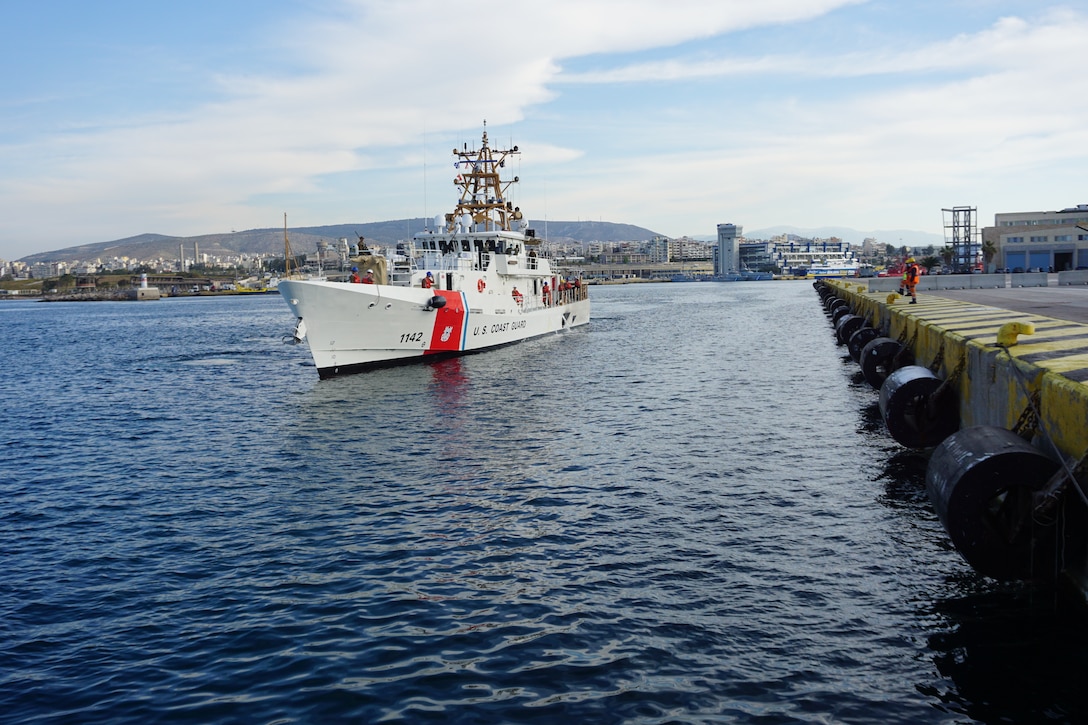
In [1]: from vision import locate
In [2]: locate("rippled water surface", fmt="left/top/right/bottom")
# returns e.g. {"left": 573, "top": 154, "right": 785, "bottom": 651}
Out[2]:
{"left": 3, "top": 284, "right": 1087, "bottom": 723}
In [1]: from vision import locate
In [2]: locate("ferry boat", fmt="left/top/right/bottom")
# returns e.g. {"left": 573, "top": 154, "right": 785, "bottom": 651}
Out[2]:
{"left": 805, "top": 261, "right": 861, "bottom": 279}
{"left": 279, "top": 124, "right": 590, "bottom": 378}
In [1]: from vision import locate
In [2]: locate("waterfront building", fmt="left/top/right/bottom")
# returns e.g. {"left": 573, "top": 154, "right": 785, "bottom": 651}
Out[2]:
{"left": 769, "top": 237, "right": 858, "bottom": 277}
{"left": 719, "top": 229, "right": 858, "bottom": 277}
{"left": 715, "top": 224, "right": 742, "bottom": 275}
{"left": 983, "top": 203, "right": 1088, "bottom": 272}
{"left": 738, "top": 241, "right": 774, "bottom": 271}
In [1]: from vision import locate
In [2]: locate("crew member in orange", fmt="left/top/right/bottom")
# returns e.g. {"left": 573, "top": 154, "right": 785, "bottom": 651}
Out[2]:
{"left": 422, "top": 271, "right": 433, "bottom": 288}
{"left": 512, "top": 287, "right": 523, "bottom": 305}
{"left": 904, "top": 258, "right": 920, "bottom": 304}
{"left": 542, "top": 281, "right": 551, "bottom": 306}
{"left": 349, "top": 266, "right": 361, "bottom": 283}
{"left": 363, "top": 269, "right": 376, "bottom": 284}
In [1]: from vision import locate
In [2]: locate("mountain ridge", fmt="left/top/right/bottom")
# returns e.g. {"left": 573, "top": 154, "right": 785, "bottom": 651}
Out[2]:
{"left": 744, "top": 225, "right": 945, "bottom": 248}
{"left": 19, "top": 220, "right": 946, "bottom": 265}
{"left": 18, "top": 219, "right": 663, "bottom": 264}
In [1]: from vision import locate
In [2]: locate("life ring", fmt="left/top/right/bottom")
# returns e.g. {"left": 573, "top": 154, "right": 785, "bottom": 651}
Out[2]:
{"left": 477, "top": 278, "right": 486, "bottom": 292}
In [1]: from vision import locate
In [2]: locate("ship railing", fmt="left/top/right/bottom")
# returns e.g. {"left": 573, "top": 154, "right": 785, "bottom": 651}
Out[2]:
{"left": 389, "top": 257, "right": 417, "bottom": 287}
{"left": 419, "top": 253, "right": 455, "bottom": 273}
{"left": 419, "top": 251, "right": 485, "bottom": 273}
{"left": 555, "top": 282, "right": 588, "bottom": 305}
{"left": 532, "top": 281, "right": 587, "bottom": 308}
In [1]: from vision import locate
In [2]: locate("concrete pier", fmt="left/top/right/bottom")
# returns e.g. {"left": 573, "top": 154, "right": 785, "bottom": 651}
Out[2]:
{"left": 833, "top": 276, "right": 1088, "bottom": 457}
{"left": 825, "top": 277, "right": 1088, "bottom": 589}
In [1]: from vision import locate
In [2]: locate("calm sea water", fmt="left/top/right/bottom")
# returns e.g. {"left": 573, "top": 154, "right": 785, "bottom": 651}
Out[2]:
{"left": 2, "top": 283, "right": 1087, "bottom": 724}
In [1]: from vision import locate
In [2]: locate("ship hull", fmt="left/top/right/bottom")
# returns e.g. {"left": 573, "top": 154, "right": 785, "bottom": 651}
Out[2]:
{"left": 280, "top": 279, "right": 590, "bottom": 378}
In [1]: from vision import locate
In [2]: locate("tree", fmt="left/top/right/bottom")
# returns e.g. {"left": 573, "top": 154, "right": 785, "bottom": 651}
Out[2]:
{"left": 921, "top": 256, "right": 940, "bottom": 273}
{"left": 982, "top": 239, "right": 997, "bottom": 271}
{"left": 266, "top": 257, "right": 305, "bottom": 274}
{"left": 940, "top": 246, "right": 954, "bottom": 267}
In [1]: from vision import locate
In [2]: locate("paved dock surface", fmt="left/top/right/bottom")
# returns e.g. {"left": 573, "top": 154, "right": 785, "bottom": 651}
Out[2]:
{"left": 926, "top": 276, "right": 1088, "bottom": 325}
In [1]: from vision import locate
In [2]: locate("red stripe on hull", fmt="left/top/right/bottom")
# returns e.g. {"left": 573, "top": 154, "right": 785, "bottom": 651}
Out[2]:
{"left": 427, "top": 290, "right": 466, "bottom": 353}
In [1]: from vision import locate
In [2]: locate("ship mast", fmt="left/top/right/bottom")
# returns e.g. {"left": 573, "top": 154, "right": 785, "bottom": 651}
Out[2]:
{"left": 449, "top": 121, "right": 523, "bottom": 234}
{"left": 283, "top": 213, "right": 295, "bottom": 278}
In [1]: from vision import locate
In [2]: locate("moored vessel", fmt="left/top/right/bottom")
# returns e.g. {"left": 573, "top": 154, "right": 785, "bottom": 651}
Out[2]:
{"left": 712, "top": 269, "right": 773, "bottom": 282}
{"left": 279, "top": 124, "right": 590, "bottom": 378}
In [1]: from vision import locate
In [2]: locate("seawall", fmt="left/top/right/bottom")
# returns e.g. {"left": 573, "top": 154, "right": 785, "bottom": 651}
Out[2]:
{"left": 823, "top": 278, "right": 1088, "bottom": 592}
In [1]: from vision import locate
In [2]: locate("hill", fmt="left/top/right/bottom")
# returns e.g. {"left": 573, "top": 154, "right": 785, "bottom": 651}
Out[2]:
{"left": 19, "top": 219, "right": 662, "bottom": 264}
{"left": 744, "top": 225, "right": 945, "bottom": 248}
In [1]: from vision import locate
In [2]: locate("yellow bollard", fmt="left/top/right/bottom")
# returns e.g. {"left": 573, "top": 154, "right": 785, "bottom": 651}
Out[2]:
{"left": 996, "top": 321, "right": 1036, "bottom": 347}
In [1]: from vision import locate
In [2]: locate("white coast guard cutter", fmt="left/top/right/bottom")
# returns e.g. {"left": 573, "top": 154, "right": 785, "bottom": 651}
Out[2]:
{"left": 279, "top": 125, "right": 590, "bottom": 378}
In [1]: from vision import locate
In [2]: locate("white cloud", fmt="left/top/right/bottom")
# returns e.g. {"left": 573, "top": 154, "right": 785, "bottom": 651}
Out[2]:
{"left": 560, "top": 6, "right": 1088, "bottom": 82}
{"left": 2, "top": 1, "right": 1087, "bottom": 258}
{"left": 543, "top": 6, "right": 1088, "bottom": 233}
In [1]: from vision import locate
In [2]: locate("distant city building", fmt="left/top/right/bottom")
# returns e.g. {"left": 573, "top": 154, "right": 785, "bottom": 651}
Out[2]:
{"left": 739, "top": 241, "right": 774, "bottom": 270}
{"left": 715, "top": 225, "right": 858, "bottom": 277}
{"left": 789, "top": 238, "right": 857, "bottom": 277}
{"left": 675, "top": 237, "right": 712, "bottom": 261}
{"left": 982, "top": 203, "right": 1088, "bottom": 272}
{"left": 648, "top": 236, "right": 670, "bottom": 263}
{"left": 715, "top": 223, "right": 742, "bottom": 275}
{"left": 743, "top": 236, "right": 858, "bottom": 277}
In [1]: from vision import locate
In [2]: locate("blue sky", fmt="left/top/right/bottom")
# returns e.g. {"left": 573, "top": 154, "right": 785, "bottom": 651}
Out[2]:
{"left": 2, "top": 0, "right": 1087, "bottom": 259}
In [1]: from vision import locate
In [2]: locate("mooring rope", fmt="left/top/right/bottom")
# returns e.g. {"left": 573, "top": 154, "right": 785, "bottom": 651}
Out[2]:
{"left": 998, "top": 343, "right": 1088, "bottom": 508}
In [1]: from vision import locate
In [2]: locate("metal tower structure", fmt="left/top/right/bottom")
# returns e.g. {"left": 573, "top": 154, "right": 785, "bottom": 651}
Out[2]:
{"left": 942, "top": 206, "right": 979, "bottom": 272}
